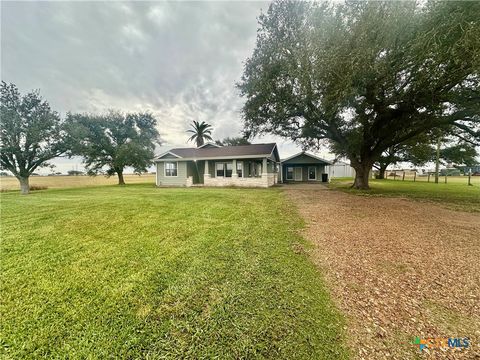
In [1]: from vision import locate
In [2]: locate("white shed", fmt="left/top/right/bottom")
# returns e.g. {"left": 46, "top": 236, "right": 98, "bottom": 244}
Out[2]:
{"left": 325, "top": 161, "right": 355, "bottom": 178}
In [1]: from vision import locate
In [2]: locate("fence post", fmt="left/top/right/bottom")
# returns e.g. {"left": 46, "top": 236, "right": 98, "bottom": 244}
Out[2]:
{"left": 445, "top": 174, "right": 447, "bottom": 183}
{"left": 402, "top": 171, "right": 405, "bottom": 181}
{"left": 414, "top": 172, "right": 416, "bottom": 182}
{"left": 394, "top": 171, "right": 396, "bottom": 181}
{"left": 428, "top": 173, "right": 430, "bottom": 182}
{"left": 468, "top": 171, "right": 472, "bottom": 186}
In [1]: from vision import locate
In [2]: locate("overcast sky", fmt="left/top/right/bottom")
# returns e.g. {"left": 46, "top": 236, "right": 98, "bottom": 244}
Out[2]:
{"left": 1, "top": 1, "right": 329, "bottom": 173}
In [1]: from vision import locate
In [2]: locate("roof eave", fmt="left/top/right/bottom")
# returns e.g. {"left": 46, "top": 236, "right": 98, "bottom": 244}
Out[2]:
{"left": 197, "top": 143, "right": 221, "bottom": 149}
{"left": 155, "top": 154, "right": 275, "bottom": 162}
{"left": 280, "top": 151, "right": 332, "bottom": 164}
{"left": 268, "top": 144, "right": 281, "bottom": 162}
{"left": 155, "top": 151, "right": 183, "bottom": 160}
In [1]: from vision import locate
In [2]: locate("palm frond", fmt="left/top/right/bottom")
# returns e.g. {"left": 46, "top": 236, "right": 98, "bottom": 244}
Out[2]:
{"left": 186, "top": 120, "right": 214, "bottom": 146}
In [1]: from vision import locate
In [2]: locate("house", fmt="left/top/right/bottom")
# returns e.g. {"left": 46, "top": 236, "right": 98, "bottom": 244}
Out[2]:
{"left": 155, "top": 143, "right": 280, "bottom": 187}
{"left": 280, "top": 152, "right": 332, "bottom": 183}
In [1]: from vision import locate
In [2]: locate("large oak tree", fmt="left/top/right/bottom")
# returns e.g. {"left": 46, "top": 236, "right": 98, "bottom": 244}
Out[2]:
{"left": 0, "top": 82, "right": 69, "bottom": 194}
{"left": 238, "top": 1, "right": 480, "bottom": 188}
{"left": 67, "top": 111, "right": 160, "bottom": 185}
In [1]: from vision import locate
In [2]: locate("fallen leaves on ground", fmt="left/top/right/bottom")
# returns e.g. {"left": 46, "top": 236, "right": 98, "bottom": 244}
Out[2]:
{"left": 284, "top": 184, "right": 480, "bottom": 360}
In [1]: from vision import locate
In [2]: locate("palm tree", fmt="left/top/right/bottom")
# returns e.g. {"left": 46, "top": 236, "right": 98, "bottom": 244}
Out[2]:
{"left": 187, "top": 120, "right": 213, "bottom": 147}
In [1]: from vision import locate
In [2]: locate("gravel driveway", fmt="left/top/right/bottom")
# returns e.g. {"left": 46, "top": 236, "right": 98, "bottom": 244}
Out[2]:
{"left": 284, "top": 185, "right": 479, "bottom": 359}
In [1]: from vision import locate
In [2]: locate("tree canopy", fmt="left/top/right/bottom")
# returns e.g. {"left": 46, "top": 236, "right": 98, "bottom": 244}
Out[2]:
{"left": 238, "top": 0, "right": 480, "bottom": 188}
{"left": 373, "top": 138, "right": 435, "bottom": 179}
{"left": 374, "top": 136, "right": 478, "bottom": 178}
{"left": 439, "top": 142, "right": 478, "bottom": 167}
{"left": 187, "top": 121, "right": 213, "bottom": 147}
{"left": 0, "top": 82, "right": 69, "bottom": 194}
{"left": 67, "top": 111, "right": 160, "bottom": 185}
{"left": 215, "top": 136, "right": 251, "bottom": 146}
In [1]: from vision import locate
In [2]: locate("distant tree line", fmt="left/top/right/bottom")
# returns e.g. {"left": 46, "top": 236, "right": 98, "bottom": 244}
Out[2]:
{"left": 0, "top": 82, "right": 161, "bottom": 194}
{"left": 215, "top": 137, "right": 251, "bottom": 146}
{"left": 373, "top": 133, "right": 478, "bottom": 179}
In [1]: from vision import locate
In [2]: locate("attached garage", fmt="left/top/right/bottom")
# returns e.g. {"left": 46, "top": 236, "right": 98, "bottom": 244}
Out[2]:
{"left": 280, "top": 152, "right": 332, "bottom": 183}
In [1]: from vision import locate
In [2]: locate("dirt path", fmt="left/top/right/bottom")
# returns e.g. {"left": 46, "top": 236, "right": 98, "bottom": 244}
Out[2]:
{"left": 284, "top": 185, "right": 480, "bottom": 359}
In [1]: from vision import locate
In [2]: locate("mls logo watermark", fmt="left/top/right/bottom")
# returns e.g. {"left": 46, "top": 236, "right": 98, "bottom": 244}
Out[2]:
{"left": 412, "top": 337, "right": 470, "bottom": 352}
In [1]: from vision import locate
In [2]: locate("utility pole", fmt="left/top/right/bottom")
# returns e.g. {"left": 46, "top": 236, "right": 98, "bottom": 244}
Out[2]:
{"left": 434, "top": 137, "right": 441, "bottom": 184}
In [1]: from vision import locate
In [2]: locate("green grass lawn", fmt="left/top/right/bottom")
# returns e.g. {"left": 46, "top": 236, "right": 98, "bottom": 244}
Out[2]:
{"left": 0, "top": 184, "right": 348, "bottom": 359}
{"left": 330, "top": 178, "right": 480, "bottom": 212}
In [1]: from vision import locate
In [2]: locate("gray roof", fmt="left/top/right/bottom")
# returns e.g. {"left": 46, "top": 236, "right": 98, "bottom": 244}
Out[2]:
{"left": 281, "top": 151, "right": 332, "bottom": 165}
{"left": 156, "top": 143, "right": 280, "bottom": 161}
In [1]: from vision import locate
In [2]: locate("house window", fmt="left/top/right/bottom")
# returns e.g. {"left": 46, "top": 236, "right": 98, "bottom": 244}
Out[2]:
{"left": 308, "top": 166, "right": 317, "bottom": 180}
{"left": 286, "top": 167, "right": 294, "bottom": 180}
{"left": 245, "top": 162, "right": 252, "bottom": 177}
{"left": 216, "top": 163, "right": 225, "bottom": 177}
{"left": 226, "top": 163, "right": 233, "bottom": 177}
{"left": 236, "top": 162, "right": 243, "bottom": 177}
{"left": 216, "top": 162, "right": 233, "bottom": 178}
{"left": 244, "top": 161, "right": 262, "bottom": 177}
{"left": 257, "top": 163, "right": 262, "bottom": 176}
{"left": 165, "top": 162, "right": 178, "bottom": 177}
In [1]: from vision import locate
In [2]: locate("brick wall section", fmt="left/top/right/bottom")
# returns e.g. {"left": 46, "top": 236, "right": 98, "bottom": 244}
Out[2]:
{"left": 268, "top": 174, "right": 277, "bottom": 186}
{"left": 202, "top": 174, "right": 272, "bottom": 188}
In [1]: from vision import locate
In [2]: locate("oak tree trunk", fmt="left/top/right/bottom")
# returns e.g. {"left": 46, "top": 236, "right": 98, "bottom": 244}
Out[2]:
{"left": 351, "top": 161, "right": 372, "bottom": 189}
{"left": 434, "top": 137, "right": 441, "bottom": 184}
{"left": 117, "top": 170, "right": 125, "bottom": 185}
{"left": 377, "top": 166, "right": 387, "bottom": 179}
{"left": 18, "top": 176, "right": 30, "bottom": 195}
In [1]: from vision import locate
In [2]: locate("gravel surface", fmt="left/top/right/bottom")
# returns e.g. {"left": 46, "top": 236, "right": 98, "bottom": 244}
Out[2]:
{"left": 284, "top": 184, "right": 480, "bottom": 359}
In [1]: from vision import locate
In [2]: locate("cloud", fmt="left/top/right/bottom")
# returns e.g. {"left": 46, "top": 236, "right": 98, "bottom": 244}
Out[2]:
{"left": 1, "top": 1, "right": 328, "bottom": 174}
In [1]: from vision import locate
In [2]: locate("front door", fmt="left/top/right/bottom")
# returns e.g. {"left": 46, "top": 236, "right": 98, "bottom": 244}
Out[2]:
{"left": 294, "top": 167, "right": 302, "bottom": 181}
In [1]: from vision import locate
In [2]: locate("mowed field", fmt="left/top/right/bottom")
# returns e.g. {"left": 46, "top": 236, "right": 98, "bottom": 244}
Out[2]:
{"left": 384, "top": 173, "right": 480, "bottom": 184}
{"left": 330, "top": 177, "right": 480, "bottom": 212}
{"left": 0, "top": 174, "right": 156, "bottom": 191}
{"left": 2, "top": 177, "right": 478, "bottom": 359}
{"left": 0, "top": 185, "right": 348, "bottom": 359}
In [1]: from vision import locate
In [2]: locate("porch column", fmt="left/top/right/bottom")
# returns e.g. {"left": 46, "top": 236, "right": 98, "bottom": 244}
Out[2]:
{"left": 232, "top": 159, "right": 238, "bottom": 178}
{"left": 204, "top": 160, "right": 210, "bottom": 179}
{"left": 262, "top": 158, "right": 269, "bottom": 187}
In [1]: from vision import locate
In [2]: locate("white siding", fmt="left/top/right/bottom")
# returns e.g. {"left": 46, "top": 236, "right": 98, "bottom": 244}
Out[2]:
{"left": 325, "top": 163, "right": 355, "bottom": 178}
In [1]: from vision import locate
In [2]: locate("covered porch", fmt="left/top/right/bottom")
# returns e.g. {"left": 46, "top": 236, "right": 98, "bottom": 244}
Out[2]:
{"left": 280, "top": 152, "right": 332, "bottom": 183}
{"left": 186, "top": 158, "right": 279, "bottom": 187}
